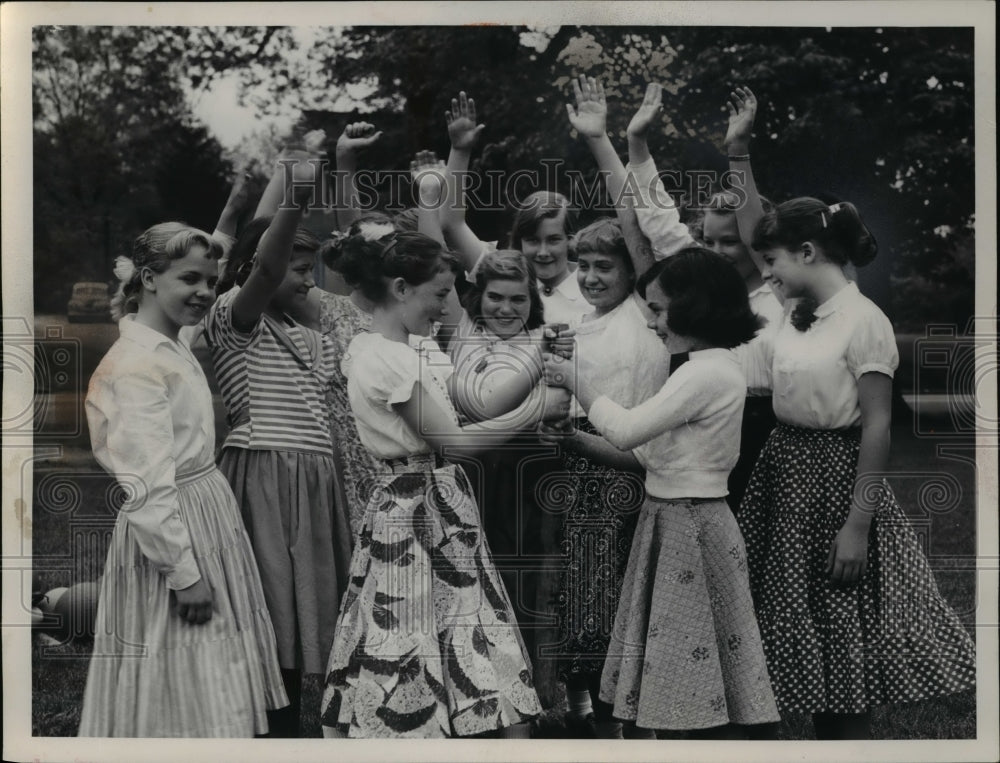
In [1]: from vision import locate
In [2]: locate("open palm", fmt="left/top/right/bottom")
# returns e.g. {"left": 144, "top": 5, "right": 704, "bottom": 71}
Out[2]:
{"left": 446, "top": 91, "right": 485, "bottom": 150}
{"left": 566, "top": 74, "right": 607, "bottom": 138}
{"left": 627, "top": 83, "right": 663, "bottom": 136}
{"left": 725, "top": 87, "right": 758, "bottom": 150}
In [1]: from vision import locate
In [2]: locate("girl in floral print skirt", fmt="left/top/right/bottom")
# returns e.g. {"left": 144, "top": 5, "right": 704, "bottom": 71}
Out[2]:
{"left": 320, "top": 231, "right": 572, "bottom": 738}
{"left": 542, "top": 248, "right": 781, "bottom": 738}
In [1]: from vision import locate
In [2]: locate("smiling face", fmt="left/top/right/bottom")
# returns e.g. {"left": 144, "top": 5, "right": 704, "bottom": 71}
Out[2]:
{"left": 577, "top": 250, "right": 633, "bottom": 315}
{"left": 760, "top": 245, "right": 808, "bottom": 300}
{"left": 643, "top": 279, "right": 703, "bottom": 354}
{"left": 402, "top": 267, "right": 456, "bottom": 336}
{"left": 143, "top": 245, "right": 218, "bottom": 334}
{"left": 702, "top": 210, "right": 755, "bottom": 283}
{"left": 271, "top": 249, "right": 317, "bottom": 312}
{"left": 480, "top": 277, "right": 531, "bottom": 339}
{"left": 520, "top": 211, "right": 570, "bottom": 287}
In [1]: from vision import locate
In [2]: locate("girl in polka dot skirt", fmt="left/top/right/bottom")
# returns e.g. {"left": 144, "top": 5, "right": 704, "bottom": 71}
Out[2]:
{"left": 738, "top": 197, "right": 976, "bottom": 739}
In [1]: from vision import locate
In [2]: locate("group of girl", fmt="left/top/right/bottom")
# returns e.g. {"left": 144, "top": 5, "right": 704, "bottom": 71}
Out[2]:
{"left": 78, "top": 77, "right": 975, "bottom": 740}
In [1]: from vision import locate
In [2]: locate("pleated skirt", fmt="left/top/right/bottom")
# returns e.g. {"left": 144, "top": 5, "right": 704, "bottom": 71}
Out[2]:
{"left": 219, "top": 446, "right": 353, "bottom": 675}
{"left": 599, "top": 496, "right": 780, "bottom": 730}
{"left": 321, "top": 456, "right": 542, "bottom": 738}
{"left": 78, "top": 464, "right": 288, "bottom": 737}
{"left": 738, "top": 424, "right": 977, "bottom": 714}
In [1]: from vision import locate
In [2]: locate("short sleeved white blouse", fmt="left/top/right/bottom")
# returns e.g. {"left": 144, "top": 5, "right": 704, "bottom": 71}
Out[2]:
{"left": 342, "top": 331, "right": 458, "bottom": 460}
{"left": 750, "top": 282, "right": 898, "bottom": 429}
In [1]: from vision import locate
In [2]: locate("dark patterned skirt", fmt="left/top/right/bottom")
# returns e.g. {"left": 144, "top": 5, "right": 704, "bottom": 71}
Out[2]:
{"left": 320, "top": 455, "right": 541, "bottom": 737}
{"left": 738, "top": 424, "right": 976, "bottom": 714}
{"left": 555, "top": 418, "right": 645, "bottom": 679}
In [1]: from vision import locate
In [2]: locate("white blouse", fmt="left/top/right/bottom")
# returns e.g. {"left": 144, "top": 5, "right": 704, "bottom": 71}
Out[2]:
{"left": 733, "top": 283, "right": 787, "bottom": 396}
{"left": 750, "top": 282, "right": 898, "bottom": 429}
{"left": 85, "top": 316, "right": 213, "bottom": 590}
{"left": 342, "top": 331, "right": 458, "bottom": 460}
{"left": 539, "top": 270, "right": 590, "bottom": 326}
{"left": 588, "top": 348, "right": 746, "bottom": 499}
{"left": 626, "top": 156, "right": 698, "bottom": 259}
{"left": 573, "top": 292, "right": 670, "bottom": 408}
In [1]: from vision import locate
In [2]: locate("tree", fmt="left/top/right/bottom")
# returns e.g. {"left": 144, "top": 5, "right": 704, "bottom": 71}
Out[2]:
{"left": 32, "top": 25, "right": 299, "bottom": 313}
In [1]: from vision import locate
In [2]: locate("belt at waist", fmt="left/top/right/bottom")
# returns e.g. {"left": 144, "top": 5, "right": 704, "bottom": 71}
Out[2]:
{"left": 379, "top": 453, "right": 447, "bottom": 474}
{"left": 176, "top": 463, "right": 216, "bottom": 486}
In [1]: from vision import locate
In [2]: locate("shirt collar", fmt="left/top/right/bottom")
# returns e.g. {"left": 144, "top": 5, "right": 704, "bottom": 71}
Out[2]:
{"left": 118, "top": 314, "right": 179, "bottom": 352}
{"left": 748, "top": 282, "right": 774, "bottom": 300}
{"left": 814, "top": 281, "right": 859, "bottom": 318}
{"left": 541, "top": 270, "right": 582, "bottom": 301}
{"left": 689, "top": 346, "right": 737, "bottom": 363}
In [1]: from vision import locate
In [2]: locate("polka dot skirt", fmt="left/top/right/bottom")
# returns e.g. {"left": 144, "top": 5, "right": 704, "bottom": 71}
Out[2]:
{"left": 738, "top": 424, "right": 976, "bottom": 714}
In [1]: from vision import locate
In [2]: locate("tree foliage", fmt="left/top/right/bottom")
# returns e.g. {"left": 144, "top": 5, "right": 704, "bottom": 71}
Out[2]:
{"left": 31, "top": 26, "right": 296, "bottom": 312}
{"left": 32, "top": 25, "right": 975, "bottom": 330}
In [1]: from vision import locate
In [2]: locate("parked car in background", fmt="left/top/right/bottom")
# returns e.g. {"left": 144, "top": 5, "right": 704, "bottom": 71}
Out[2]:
{"left": 66, "top": 282, "right": 111, "bottom": 323}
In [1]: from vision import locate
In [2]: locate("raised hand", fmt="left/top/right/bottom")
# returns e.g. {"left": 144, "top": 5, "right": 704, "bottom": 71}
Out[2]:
{"left": 566, "top": 74, "right": 607, "bottom": 139}
{"left": 410, "top": 150, "right": 446, "bottom": 207}
{"left": 336, "top": 122, "right": 382, "bottom": 155}
{"left": 627, "top": 82, "right": 663, "bottom": 138}
{"left": 223, "top": 166, "right": 253, "bottom": 214}
{"left": 445, "top": 91, "right": 485, "bottom": 151}
{"left": 303, "top": 128, "right": 328, "bottom": 154}
{"left": 725, "top": 86, "right": 758, "bottom": 153}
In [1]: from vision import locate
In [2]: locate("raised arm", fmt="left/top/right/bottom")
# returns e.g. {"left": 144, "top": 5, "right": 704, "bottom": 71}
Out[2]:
{"left": 567, "top": 75, "right": 655, "bottom": 278}
{"left": 441, "top": 91, "right": 490, "bottom": 274}
{"left": 724, "top": 86, "right": 770, "bottom": 280}
{"left": 230, "top": 153, "right": 315, "bottom": 331}
{"left": 411, "top": 151, "right": 447, "bottom": 245}
{"left": 214, "top": 166, "right": 253, "bottom": 250}
{"left": 254, "top": 129, "right": 328, "bottom": 219}
{"left": 334, "top": 122, "right": 383, "bottom": 232}
{"left": 625, "top": 83, "right": 697, "bottom": 260}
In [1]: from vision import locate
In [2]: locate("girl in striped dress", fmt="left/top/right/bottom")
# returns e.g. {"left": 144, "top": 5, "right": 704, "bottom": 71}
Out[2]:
{"left": 80, "top": 223, "right": 287, "bottom": 737}
{"left": 203, "top": 156, "right": 351, "bottom": 737}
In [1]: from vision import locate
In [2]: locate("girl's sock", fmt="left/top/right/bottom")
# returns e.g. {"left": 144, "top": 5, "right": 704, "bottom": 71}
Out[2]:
{"left": 500, "top": 722, "right": 532, "bottom": 739}
{"left": 567, "top": 688, "right": 594, "bottom": 720}
{"left": 623, "top": 723, "right": 657, "bottom": 740}
{"left": 594, "top": 720, "right": 624, "bottom": 739}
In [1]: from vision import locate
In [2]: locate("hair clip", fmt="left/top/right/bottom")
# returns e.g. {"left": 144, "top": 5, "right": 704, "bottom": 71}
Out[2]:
{"left": 827, "top": 202, "right": 846, "bottom": 216}
{"left": 819, "top": 212, "right": 828, "bottom": 229}
{"left": 380, "top": 235, "right": 399, "bottom": 259}
{"left": 113, "top": 255, "right": 136, "bottom": 282}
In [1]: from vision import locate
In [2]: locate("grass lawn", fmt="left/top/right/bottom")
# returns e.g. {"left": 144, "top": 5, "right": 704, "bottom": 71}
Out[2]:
{"left": 29, "top": 418, "right": 978, "bottom": 739}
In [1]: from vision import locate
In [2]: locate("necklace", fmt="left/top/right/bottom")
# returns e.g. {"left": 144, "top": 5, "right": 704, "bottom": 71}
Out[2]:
{"left": 542, "top": 284, "right": 554, "bottom": 296}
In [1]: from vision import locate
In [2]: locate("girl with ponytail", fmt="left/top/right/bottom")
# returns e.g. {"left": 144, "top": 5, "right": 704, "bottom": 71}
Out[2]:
{"left": 737, "top": 198, "right": 975, "bottom": 739}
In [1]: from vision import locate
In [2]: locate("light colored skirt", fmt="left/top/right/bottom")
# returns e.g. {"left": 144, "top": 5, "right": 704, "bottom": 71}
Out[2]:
{"left": 600, "top": 496, "right": 780, "bottom": 730}
{"left": 219, "top": 446, "right": 352, "bottom": 675}
{"left": 78, "top": 464, "right": 288, "bottom": 737}
{"left": 321, "top": 456, "right": 542, "bottom": 737}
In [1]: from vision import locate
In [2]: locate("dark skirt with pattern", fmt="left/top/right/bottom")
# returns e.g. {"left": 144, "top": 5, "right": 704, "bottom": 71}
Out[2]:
{"left": 737, "top": 423, "right": 976, "bottom": 714}
{"left": 555, "top": 418, "right": 645, "bottom": 679}
{"left": 320, "top": 456, "right": 542, "bottom": 738}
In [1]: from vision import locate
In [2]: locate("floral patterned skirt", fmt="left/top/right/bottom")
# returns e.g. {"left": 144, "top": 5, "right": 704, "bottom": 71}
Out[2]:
{"left": 738, "top": 424, "right": 976, "bottom": 714}
{"left": 599, "top": 496, "right": 779, "bottom": 730}
{"left": 320, "top": 456, "right": 542, "bottom": 737}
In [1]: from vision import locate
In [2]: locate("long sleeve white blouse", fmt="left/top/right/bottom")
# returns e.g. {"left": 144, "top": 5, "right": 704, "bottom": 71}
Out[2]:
{"left": 85, "top": 316, "right": 215, "bottom": 590}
